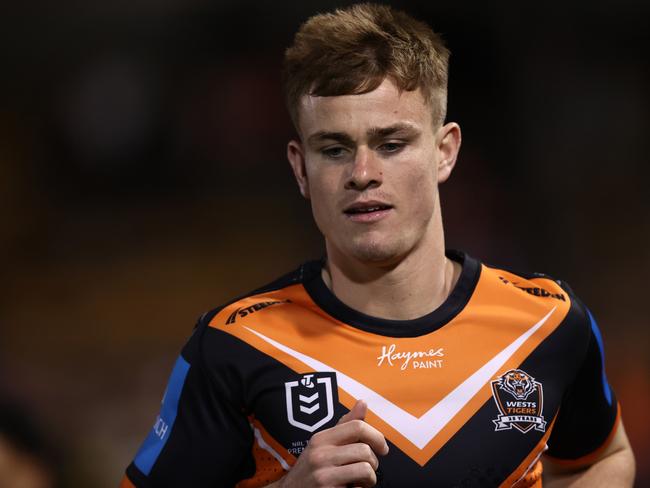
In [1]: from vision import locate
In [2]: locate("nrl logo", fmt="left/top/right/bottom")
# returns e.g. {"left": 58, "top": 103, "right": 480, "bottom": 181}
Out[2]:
{"left": 491, "top": 369, "right": 547, "bottom": 434}
{"left": 285, "top": 373, "right": 337, "bottom": 433}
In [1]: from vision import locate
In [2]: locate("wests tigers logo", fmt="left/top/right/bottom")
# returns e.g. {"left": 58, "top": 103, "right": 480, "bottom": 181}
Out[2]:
{"left": 499, "top": 369, "right": 536, "bottom": 400}
{"left": 491, "top": 369, "right": 546, "bottom": 434}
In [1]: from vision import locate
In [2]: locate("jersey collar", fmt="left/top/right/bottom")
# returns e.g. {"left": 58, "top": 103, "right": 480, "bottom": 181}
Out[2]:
{"left": 301, "top": 249, "right": 481, "bottom": 337}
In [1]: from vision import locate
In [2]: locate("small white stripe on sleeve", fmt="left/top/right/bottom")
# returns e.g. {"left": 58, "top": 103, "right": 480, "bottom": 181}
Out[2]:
{"left": 252, "top": 425, "right": 292, "bottom": 471}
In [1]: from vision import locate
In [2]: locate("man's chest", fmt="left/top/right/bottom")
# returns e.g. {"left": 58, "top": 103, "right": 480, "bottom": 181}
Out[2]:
{"left": 210, "top": 280, "right": 577, "bottom": 486}
{"left": 236, "top": 321, "right": 573, "bottom": 487}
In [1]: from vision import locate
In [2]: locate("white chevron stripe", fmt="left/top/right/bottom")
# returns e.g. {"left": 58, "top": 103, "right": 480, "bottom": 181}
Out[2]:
{"left": 244, "top": 306, "right": 555, "bottom": 450}
{"left": 300, "top": 403, "right": 320, "bottom": 414}
{"left": 299, "top": 392, "right": 319, "bottom": 404}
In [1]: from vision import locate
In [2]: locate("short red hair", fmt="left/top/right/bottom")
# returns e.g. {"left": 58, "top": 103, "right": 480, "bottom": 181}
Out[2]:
{"left": 283, "top": 3, "right": 450, "bottom": 129}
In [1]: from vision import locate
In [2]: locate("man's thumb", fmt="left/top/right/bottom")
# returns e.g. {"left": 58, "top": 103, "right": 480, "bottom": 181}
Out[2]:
{"left": 337, "top": 399, "right": 367, "bottom": 424}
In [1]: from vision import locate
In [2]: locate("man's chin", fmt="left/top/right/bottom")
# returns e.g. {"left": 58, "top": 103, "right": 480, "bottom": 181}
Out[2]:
{"left": 346, "top": 241, "right": 405, "bottom": 267}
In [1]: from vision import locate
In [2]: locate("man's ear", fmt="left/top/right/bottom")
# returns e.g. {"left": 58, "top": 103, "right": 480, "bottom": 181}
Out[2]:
{"left": 436, "top": 122, "right": 462, "bottom": 183}
{"left": 287, "top": 139, "right": 310, "bottom": 199}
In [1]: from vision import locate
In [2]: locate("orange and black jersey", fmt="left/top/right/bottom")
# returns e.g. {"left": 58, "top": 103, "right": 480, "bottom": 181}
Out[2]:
{"left": 122, "top": 251, "right": 620, "bottom": 487}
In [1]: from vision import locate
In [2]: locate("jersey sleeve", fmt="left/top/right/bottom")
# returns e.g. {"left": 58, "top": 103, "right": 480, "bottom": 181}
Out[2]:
{"left": 545, "top": 304, "right": 620, "bottom": 463}
{"left": 123, "top": 312, "right": 255, "bottom": 487}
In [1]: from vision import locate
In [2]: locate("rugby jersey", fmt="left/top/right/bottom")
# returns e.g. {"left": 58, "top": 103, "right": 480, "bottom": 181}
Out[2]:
{"left": 121, "top": 250, "right": 619, "bottom": 487}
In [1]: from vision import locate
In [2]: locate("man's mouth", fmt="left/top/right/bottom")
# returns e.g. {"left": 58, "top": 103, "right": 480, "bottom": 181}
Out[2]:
{"left": 343, "top": 201, "right": 393, "bottom": 222}
{"left": 344, "top": 202, "right": 393, "bottom": 215}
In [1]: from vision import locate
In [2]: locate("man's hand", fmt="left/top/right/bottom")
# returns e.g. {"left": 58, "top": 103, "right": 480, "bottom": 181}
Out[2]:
{"left": 268, "top": 400, "right": 389, "bottom": 488}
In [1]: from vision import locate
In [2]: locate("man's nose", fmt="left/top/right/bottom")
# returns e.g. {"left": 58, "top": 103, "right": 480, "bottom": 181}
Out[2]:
{"left": 344, "top": 147, "right": 383, "bottom": 190}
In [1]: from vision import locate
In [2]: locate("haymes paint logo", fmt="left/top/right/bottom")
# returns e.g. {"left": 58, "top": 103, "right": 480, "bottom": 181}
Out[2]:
{"left": 377, "top": 344, "right": 444, "bottom": 370}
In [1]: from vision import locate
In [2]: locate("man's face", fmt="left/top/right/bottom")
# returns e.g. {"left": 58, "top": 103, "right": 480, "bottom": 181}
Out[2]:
{"left": 288, "top": 78, "right": 459, "bottom": 266}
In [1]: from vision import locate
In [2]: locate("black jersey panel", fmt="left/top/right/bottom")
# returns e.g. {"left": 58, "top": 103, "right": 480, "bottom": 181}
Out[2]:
{"left": 201, "top": 326, "right": 346, "bottom": 450}
{"left": 546, "top": 308, "right": 619, "bottom": 460}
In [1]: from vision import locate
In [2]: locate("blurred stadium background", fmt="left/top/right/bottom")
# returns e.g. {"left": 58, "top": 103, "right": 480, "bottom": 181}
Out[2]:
{"left": 1, "top": 1, "right": 648, "bottom": 486}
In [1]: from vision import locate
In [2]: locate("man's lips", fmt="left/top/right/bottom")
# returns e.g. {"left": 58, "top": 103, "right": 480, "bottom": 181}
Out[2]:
{"left": 343, "top": 200, "right": 393, "bottom": 222}
{"left": 343, "top": 200, "right": 393, "bottom": 214}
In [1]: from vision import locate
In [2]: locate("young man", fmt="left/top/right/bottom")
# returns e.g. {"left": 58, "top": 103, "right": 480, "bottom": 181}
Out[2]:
{"left": 121, "top": 4, "right": 635, "bottom": 487}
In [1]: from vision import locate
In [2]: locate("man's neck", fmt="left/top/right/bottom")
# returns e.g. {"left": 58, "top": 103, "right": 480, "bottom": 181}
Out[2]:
{"left": 321, "top": 242, "right": 462, "bottom": 321}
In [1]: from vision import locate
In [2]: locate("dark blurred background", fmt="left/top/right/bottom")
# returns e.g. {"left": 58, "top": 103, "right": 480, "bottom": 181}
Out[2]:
{"left": 1, "top": 1, "right": 648, "bottom": 486}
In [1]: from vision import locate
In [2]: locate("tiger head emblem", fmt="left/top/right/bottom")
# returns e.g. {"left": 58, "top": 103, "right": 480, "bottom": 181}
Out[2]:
{"left": 498, "top": 369, "right": 536, "bottom": 400}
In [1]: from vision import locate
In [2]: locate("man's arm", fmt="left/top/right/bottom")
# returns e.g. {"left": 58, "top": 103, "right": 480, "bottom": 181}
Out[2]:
{"left": 122, "top": 317, "right": 258, "bottom": 487}
{"left": 543, "top": 420, "right": 635, "bottom": 487}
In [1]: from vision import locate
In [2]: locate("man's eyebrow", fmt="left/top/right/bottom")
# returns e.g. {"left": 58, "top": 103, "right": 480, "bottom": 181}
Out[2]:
{"left": 306, "top": 123, "right": 420, "bottom": 146}
{"left": 367, "top": 123, "right": 420, "bottom": 138}
{"left": 307, "top": 131, "right": 355, "bottom": 146}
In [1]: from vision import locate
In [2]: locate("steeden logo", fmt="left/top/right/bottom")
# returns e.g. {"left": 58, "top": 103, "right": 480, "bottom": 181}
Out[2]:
{"left": 498, "top": 276, "right": 566, "bottom": 302}
{"left": 376, "top": 344, "right": 444, "bottom": 371}
{"left": 225, "top": 299, "right": 291, "bottom": 324}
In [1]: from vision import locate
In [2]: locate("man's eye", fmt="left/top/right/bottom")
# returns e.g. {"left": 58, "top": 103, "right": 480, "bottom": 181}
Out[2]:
{"left": 378, "top": 142, "right": 405, "bottom": 153}
{"left": 322, "top": 147, "right": 347, "bottom": 158}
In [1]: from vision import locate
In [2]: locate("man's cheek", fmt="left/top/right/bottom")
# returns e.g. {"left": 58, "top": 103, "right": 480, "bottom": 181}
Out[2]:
{"left": 310, "top": 199, "right": 333, "bottom": 236}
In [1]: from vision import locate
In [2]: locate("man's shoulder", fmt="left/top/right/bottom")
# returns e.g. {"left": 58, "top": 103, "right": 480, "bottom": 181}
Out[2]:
{"left": 195, "top": 260, "right": 319, "bottom": 333}
{"left": 475, "top": 256, "right": 590, "bottom": 331}
{"left": 481, "top": 260, "right": 573, "bottom": 303}
{"left": 181, "top": 261, "right": 323, "bottom": 374}
{"left": 467, "top": 256, "right": 595, "bottom": 371}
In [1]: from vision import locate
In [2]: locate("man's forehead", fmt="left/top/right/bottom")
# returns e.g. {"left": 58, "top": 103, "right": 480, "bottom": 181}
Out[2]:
{"left": 299, "top": 81, "right": 428, "bottom": 111}
{"left": 296, "top": 80, "right": 433, "bottom": 138}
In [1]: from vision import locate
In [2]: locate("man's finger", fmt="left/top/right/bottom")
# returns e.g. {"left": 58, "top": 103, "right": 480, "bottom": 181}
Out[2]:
{"left": 315, "top": 418, "right": 388, "bottom": 456}
{"left": 338, "top": 400, "right": 367, "bottom": 424}
{"left": 316, "top": 442, "right": 380, "bottom": 472}
{"left": 325, "top": 461, "right": 377, "bottom": 488}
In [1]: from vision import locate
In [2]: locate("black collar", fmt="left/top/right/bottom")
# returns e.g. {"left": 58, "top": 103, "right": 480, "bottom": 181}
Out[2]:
{"left": 302, "top": 250, "right": 481, "bottom": 337}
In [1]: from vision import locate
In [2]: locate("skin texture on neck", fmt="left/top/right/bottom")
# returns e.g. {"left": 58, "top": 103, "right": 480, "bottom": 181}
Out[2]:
{"left": 321, "top": 192, "right": 461, "bottom": 321}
